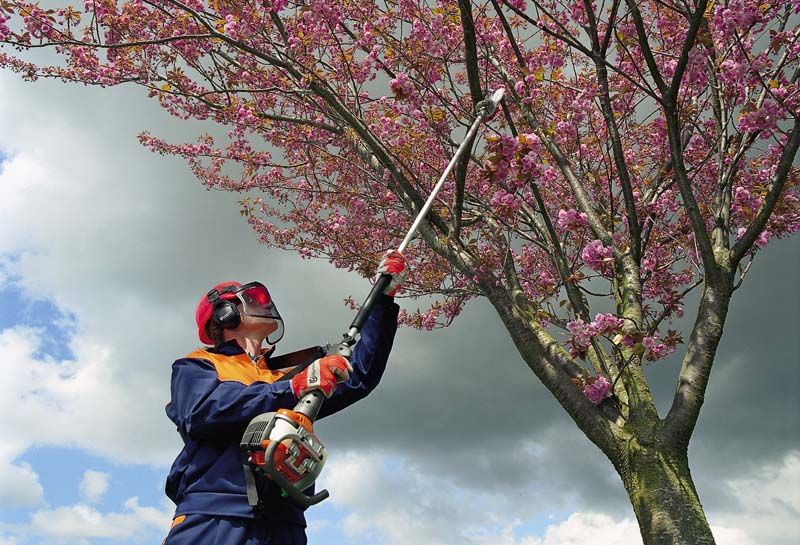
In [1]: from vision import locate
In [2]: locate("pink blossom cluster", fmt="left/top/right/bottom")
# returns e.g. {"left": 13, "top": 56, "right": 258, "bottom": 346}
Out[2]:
{"left": 222, "top": 14, "right": 240, "bottom": 37}
{"left": 21, "top": 5, "right": 55, "bottom": 38}
{"left": 644, "top": 188, "right": 681, "bottom": 217}
{"left": 566, "top": 313, "right": 625, "bottom": 359}
{"left": 592, "top": 313, "right": 625, "bottom": 335}
{"left": 83, "top": 0, "right": 112, "bottom": 22}
{"left": 235, "top": 105, "right": 258, "bottom": 127}
{"left": 581, "top": 240, "right": 613, "bottom": 273}
{"left": 642, "top": 334, "right": 676, "bottom": 362}
{"left": 566, "top": 319, "right": 594, "bottom": 358}
{"left": 0, "top": 12, "right": 10, "bottom": 41}
{"left": 398, "top": 298, "right": 464, "bottom": 330}
{"left": 568, "top": 0, "right": 590, "bottom": 26}
{"left": 714, "top": 0, "right": 768, "bottom": 37}
{"left": 733, "top": 186, "right": 763, "bottom": 217}
{"left": 582, "top": 375, "right": 612, "bottom": 405}
{"left": 504, "top": 0, "right": 527, "bottom": 11}
{"left": 520, "top": 151, "right": 539, "bottom": 175}
{"left": 513, "top": 246, "right": 558, "bottom": 302}
{"left": 389, "top": 75, "right": 413, "bottom": 103}
{"left": 557, "top": 209, "right": 589, "bottom": 230}
{"left": 490, "top": 189, "right": 522, "bottom": 217}
{"left": 738, "top": 101, "right": 784, "bottom": 134}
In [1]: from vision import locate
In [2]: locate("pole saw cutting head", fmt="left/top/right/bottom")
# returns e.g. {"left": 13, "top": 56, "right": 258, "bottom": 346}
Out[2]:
{"left": 475, "top": 88, "right": 506, "bottom": 118}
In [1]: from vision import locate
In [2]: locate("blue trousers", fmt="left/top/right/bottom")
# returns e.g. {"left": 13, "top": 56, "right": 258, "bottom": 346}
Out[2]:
{"left": 163, "top": 514, "right": 307, "bottom": 545}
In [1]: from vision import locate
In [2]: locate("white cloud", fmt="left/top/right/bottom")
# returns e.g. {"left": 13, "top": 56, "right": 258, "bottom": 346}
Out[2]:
{"left": 535, "top": 513, "right": 641, "bottom": 545}
{"left": 320, "top": 447, "right": 800, "bottom": 545}
{"left": 709, "top": 450, "right": 800, "bottom": 545}
{"left": 320, "top": 449, "right": 642, "bottom": 545}
{"left": 322, "top": 450, "right": 499, "bottom": 545}
{"left": 79, "top": 470, "right": 110, "bottom": 504}
{"left": 28, "top": 497, "right": 172, "bottom": 542}
{"left": 0, "top": 436, "right": 42, "bottom": 509}
{"left": 0, "top": 325, "right": 175, "bottom": 466}
{"left": 0, "top": 459, "right": 43, "bottom": 508}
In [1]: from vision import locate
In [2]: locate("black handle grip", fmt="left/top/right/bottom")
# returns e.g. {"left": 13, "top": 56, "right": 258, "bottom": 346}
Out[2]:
{"left": 349, "top": 273, "right": 392, "bottom": 333}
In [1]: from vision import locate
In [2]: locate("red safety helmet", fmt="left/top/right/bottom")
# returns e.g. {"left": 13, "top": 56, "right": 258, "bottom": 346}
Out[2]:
{"left": 195, "top": 281, "right": 284, "bottom": 345}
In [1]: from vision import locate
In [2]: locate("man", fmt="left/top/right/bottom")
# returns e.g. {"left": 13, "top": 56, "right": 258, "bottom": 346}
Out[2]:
{"left": 162, "top": 250, "right": 406, "bottom": 545}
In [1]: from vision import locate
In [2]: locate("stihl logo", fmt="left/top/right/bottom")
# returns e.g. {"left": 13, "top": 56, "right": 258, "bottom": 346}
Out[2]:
{"left": 308, "top": 362, "right": 320, "bottom": 386}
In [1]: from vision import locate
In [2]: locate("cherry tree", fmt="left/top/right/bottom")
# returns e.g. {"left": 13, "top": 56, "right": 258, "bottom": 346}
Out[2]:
{"left": 2, "top": 0, "right": 798, "bottom": 543}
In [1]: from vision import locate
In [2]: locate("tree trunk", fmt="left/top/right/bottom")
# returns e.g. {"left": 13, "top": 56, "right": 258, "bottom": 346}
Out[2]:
{"left": 618, "top": 443, "right": 716, "bottom": 545}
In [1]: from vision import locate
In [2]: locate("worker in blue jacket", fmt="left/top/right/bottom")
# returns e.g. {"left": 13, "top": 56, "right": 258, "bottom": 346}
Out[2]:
{"left": 162, "top": 251, "right": 406, "bottom": 545}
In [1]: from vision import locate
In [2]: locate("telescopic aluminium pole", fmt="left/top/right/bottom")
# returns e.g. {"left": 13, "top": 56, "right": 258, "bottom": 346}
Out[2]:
{"left": 275, "top": 89, "right": 507, "bottom": 508}
{"left": 345, "top": 88, "right": 506, "bottom": 340}
{"left": 299, "top": 88, "right": 506, "bottom": 422}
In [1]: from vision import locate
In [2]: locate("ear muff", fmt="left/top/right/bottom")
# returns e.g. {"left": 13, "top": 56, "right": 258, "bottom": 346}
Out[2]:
{"left": 212, "top": 300, "right": 241, "bottom": 329}
{"left": 207, "top": 289, "right": 241, "bottom": 330}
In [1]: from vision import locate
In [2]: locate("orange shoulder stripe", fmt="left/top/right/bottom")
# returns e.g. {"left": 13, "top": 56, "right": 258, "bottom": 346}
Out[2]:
{"left": 186, "top": 348, "right": 287, "bottom": 385}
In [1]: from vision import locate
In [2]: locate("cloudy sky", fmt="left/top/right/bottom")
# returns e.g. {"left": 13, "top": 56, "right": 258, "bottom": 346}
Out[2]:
{"left": 0, "top": 67, "right": 798, "bottom": 545}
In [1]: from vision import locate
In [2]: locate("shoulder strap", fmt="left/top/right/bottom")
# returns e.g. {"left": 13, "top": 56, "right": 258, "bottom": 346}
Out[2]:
{"left": 271, "top": 346, "right": 326, "bottom": 381}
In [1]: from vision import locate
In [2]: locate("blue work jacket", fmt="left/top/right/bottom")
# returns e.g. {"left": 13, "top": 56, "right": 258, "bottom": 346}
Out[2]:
{"left": 165, "top": 295, "right": 399, "bottom": 525}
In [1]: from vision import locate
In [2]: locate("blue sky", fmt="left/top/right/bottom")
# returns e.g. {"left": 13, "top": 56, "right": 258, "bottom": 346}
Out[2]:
{"left": 0, "top": 259, "right": 76, "bottom": 361}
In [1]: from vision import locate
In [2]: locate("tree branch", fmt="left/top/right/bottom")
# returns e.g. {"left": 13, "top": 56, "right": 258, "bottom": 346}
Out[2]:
{"left": 663, "top": 278, "right": 733, "bottom": 449}
{"left": 487, "top": 288, "right": 625, "bottom": 455}
{"left": 509, "top": 93, "right": 613, "bottom": 247}
{"left": 624, "top": 0, "right": 668, "bottom": 97}
{"left": 664, "top": 106, "right": 721, "bottom": 279}
{"left": 730, "top": 118, "right": 800, "bottom": 265}
{"left": 584, "top": 0, "right": 642, "bottom": 263}
{"left": 453, "top": 0, "right": 484, "bottom": 239}
{"left": 668, "top": 0, "right": 708, "bottom": 100}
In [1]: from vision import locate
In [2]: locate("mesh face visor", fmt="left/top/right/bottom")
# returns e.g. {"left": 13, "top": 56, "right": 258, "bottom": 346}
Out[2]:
{"left": 235, "top": 282, "right": 284, "bottom": 344}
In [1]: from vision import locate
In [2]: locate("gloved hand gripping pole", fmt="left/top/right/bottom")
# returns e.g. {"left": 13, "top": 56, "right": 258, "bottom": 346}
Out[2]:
{"left": 241, "top": 88, "right": 505, "bottom": 509}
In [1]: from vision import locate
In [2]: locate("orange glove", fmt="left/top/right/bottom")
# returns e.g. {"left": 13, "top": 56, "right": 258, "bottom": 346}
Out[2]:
{"left": 376, "top": 250, "right": 406, "bottom": 296}
{"left": 291, "top": 355, "right": 352, "bottom": 398}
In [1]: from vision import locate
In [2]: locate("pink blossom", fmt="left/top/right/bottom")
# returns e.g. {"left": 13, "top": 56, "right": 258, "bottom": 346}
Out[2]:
{"left": 223, "top": 14, "right": 239, "bottom": 36}
{"left": 490, "top": 189, "right": 521, "bottom": 216}
{"left": 566, "top": 314, "right": 625, "bottom": 359}
{"left": 591, "top": 313, "right": 624, "bottom": 335}
{"left": 581, "top": 240, "right": 613, "bottom": 272}
{"left": 642, "top": 334, "right": 675, "bottom": 361}
{"left": 557, "top": 209, "right": 589, "bottom": 230}
{"left": 569, "top": 1, "right": 589, "bottom": 25}
{"left": 235, "top": 106, "right": 257, "bottom": 126}
{"left": 520, "top": 151, "right": 538, "bottom": 175}
{"left": 583, "top": 375, "right": 612, "bottom": 405}
{"left": 522, "top": 133, "right": 541, "bottom": 149}
{"left": 0, "top": 13, "right": 10, "bottom": 41}
{"left": 738, "top": 102, "right": 784, "bottom": 134}
{"left": 567, "top": 319, "right": 593, "bottom": 358}
{"left": 389, "top": 72, "right": 414, "bottom": 100}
